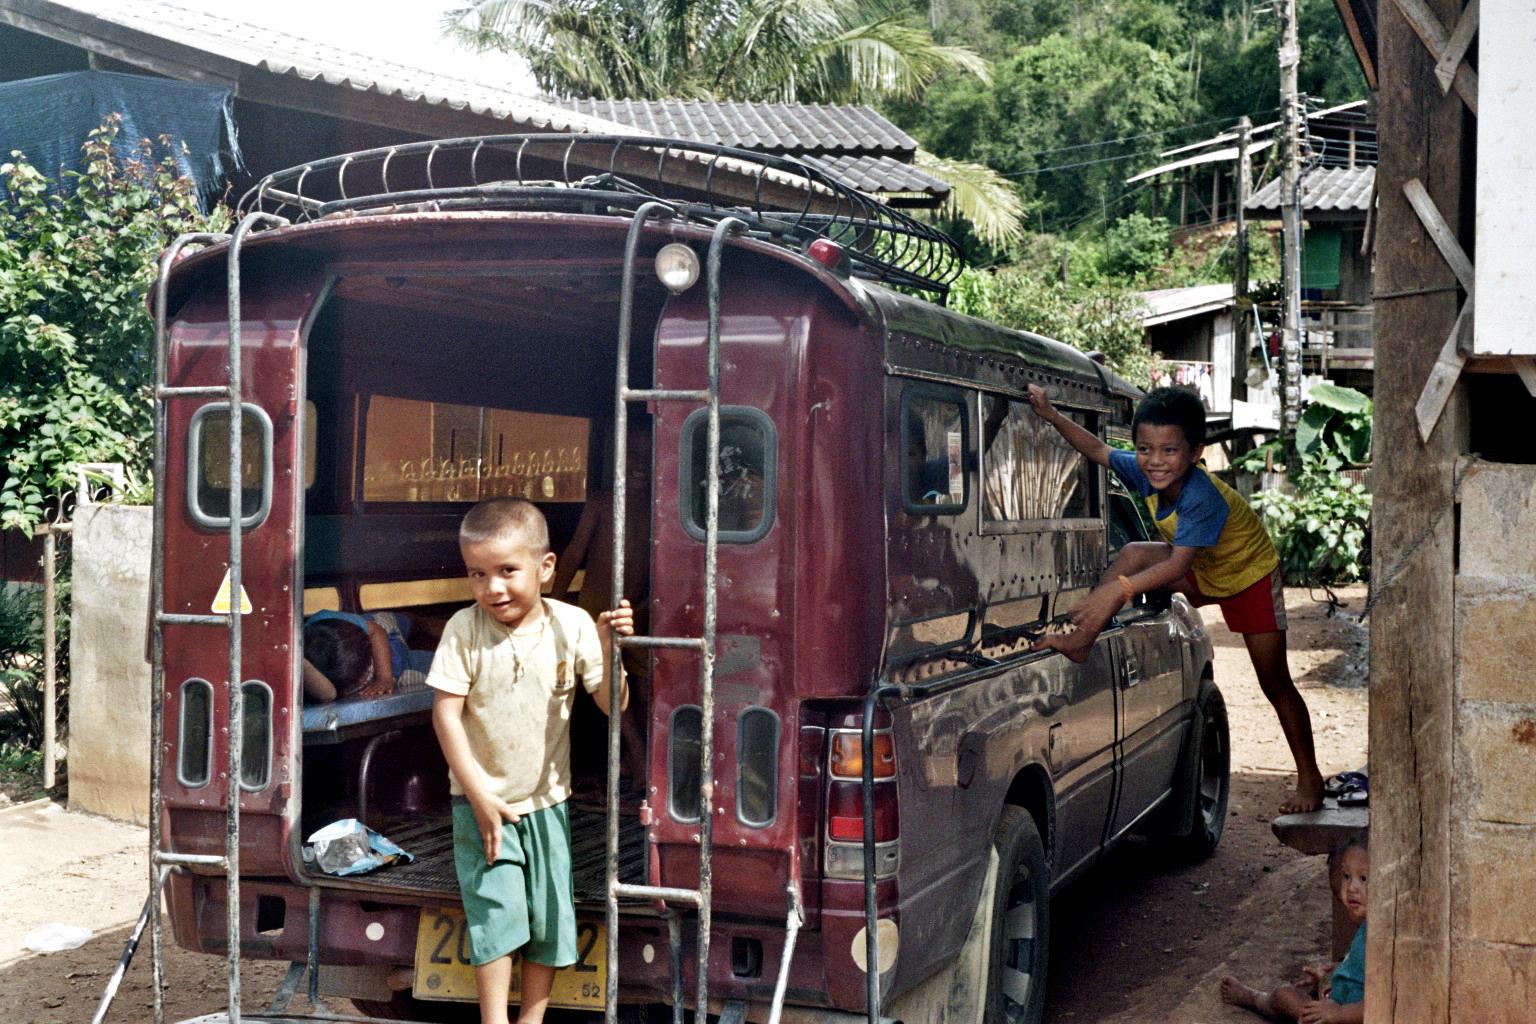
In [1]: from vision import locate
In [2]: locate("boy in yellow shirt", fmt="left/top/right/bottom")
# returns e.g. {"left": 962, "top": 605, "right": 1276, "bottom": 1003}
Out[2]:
{"left": 1027, "top": 385, "right": 1324, "bottom": 813}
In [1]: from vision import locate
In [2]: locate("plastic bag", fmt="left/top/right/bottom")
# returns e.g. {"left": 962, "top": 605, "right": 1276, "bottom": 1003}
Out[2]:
{"left": 305, "top": 819, "right": 414, "bottom": 876}
{"left": 23, "top": 922, "right": 93, "bottom": 953}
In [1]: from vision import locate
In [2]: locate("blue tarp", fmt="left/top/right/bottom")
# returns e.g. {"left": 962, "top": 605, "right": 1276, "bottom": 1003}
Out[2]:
{"left": 0, "top": 70, "right": 242, "bottom": 207}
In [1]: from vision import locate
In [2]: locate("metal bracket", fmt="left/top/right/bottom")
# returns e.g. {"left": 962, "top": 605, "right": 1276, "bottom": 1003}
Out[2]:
{"left": 1393, "top": 0, "right": 1479, "bottom": 114}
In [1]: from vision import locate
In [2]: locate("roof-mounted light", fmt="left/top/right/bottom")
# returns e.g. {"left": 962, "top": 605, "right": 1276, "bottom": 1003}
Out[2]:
{"left": 655, "top": 243, "right": 700, "bottom": 293}
{"left": 808, "top": 238, "right": 844, "bottom": 271}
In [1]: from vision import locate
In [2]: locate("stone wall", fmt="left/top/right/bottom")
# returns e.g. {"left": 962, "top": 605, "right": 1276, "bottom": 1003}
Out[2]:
{"left": 1452, "top": 461, "right": 1536, "bottom": 1019}
{"left": 67, "top": 502, "right": 152, "bottom": 824}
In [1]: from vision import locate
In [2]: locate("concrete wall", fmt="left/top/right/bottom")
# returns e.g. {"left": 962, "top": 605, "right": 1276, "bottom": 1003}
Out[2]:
{"left": 1453, "top": 461, "right": 1536, "bottom": 1018}
{"left": 67, "top": 502, "right": 152, "bottom": 824}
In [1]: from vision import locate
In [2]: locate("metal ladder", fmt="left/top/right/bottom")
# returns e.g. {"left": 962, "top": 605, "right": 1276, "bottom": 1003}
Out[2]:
{"left": 139, "top": 213, "right": 286, "bottom": 1024}
{"left": 601, "top": 205, "right": 804, "bottom": 1024}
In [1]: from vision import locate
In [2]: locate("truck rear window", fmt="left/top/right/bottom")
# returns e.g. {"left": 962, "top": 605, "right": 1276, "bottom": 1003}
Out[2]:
{"left": 187, "top": 403, "right": 272, "bottom": 530}
{"left": 903, "top": 389, "right": 967, "bottom": 512}
{"left": 361, "top": 395, "right": 589, "bottom": 504}
{"left": 680, "top": 406, "right": 776, "bottom": 543}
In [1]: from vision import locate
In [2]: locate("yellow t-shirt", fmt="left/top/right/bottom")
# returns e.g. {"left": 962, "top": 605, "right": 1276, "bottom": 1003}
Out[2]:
{"left": 426, "top": 599, "right": 604, "bottom": 815}
{"left": 1109, "top": 449, "right": 1278, "bottom": 598}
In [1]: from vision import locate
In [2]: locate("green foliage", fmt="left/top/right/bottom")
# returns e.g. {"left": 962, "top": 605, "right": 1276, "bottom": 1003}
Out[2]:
{"left": 1250, "top": 470, "right": 1370, "bottom": 585}
{"left": 1238, "top": 383, "right": 1372, "bottom": 584}
{"left": 0, "top": 576, "right": 68, "bottom": 753}
{"left": 949, "top": 264, "right": 1156, "bottom": 386}
{"left": 0, "top": 116, "right": 229, "bottom": 533}
{"left": 1102, "top": 213, "right": 1172, "bottom": 280}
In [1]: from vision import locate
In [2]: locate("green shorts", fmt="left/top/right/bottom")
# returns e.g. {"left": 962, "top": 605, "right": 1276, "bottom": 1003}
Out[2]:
{"left": 451, "top": 799, "right": 577, "bottom": 968}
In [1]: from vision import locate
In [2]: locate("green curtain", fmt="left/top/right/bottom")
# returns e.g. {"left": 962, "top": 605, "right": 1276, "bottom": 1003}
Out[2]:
{"left": 1302, "top": 227, "right": 1342, "bottom": 289}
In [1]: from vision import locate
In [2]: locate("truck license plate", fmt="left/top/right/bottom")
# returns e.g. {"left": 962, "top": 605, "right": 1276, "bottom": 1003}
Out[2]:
{"left": 413, "top": 908, "right": 606, "bottom": 1008}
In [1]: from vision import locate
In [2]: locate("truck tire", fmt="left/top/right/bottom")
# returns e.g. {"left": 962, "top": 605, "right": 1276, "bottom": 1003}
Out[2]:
{"left": 1165, "top": 678, "right": 1230, "bottom": 861}
{"left": 986, "top": 806, "right": 1050, "bottom": 1024}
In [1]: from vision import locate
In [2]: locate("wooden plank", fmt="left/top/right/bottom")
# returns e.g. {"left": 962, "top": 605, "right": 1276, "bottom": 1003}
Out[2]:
{"left": 1391, "top": 0, "right": 1480, "bottom": 114}
{"left": 1368, "top": 0, "right": 1467, "bottom": 1019}
{"left": 1414, "top": 303, "right": 1470, "bottom": 442}
{"left": 1403, "top": 178, "right": 1476, "bottom": 294}
{"left": 1434, "top": 0, "right": 1479, "bottom": 93}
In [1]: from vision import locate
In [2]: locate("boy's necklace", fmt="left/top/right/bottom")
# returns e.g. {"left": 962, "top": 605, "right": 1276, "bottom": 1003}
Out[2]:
{"left": 508, "top": 615, "right": 549, "bottom": 682}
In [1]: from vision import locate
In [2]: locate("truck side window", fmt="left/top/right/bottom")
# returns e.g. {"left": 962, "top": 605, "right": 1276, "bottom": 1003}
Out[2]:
{"left": 903, "top": 389, "right": 967, "bottom": 512}
{"left": 680, "top": 406, "right": 776, "bottom": 543}
{"left": 1107, "top": 475, "right": 1153, "bottom": 554}
{"left": 981, "top": 395, "right": 1093, "bottom": 522}
{"left": 187, "top": 403, "right": 273, "bottom": 531}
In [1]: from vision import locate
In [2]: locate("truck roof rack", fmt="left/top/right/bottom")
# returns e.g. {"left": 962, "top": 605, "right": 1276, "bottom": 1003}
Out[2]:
{"left": 236, "top": 134, "right": 963, "bottom": 296}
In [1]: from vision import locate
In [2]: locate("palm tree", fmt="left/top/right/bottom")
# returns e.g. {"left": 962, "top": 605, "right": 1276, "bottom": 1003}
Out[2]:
{"left": 444, "top": 0, "right": 1023, "bottom": 246}
{"left": 444, "top": 0, "right": 988, "bottom": 103}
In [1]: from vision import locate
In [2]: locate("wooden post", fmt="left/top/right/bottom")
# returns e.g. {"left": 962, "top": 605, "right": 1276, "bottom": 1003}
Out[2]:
{"left": 1367, "top": 0, "right": 1468, "bottom": 1020}
{"left": 1234, "top": 117, "right": 1252, "bottom": 403}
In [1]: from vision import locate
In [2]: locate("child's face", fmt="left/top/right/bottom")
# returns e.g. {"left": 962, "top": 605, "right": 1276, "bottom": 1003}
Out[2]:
{"left": 1333, "top": 846, "right": 1368, "bottom": 924}
{"left": 462, "top": 531, "right": 556, "bottom": 629}
{"left": 1133, "top": 423, "right": 1203, "bottom": 495}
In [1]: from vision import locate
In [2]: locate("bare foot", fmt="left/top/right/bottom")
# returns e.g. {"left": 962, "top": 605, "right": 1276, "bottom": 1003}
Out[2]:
{"left": 1030, "top": 630, "right": 1095, "bottom": 663}
{"left": 1220, "top": 976, "right": 1273, "bottom": 1016}
{"left": 1279, "top": 772, "right": 1326, "bottom": 814}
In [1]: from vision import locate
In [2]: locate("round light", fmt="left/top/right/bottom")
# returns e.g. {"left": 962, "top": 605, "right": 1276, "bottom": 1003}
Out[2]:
{"left": 655, "top": 243, "right": 700, "bottom": 293}
{"left": 808, "top": 238, "right": 844, "bottom": 269}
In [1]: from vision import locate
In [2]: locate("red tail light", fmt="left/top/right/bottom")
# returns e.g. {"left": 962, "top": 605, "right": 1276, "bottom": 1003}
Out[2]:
{"left": 826, "top": 779, "right": 898, "bottom": 842}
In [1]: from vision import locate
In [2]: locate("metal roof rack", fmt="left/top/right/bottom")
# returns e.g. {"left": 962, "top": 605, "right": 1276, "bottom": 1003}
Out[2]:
{"left": 236, "top": 134, "right": 963, "bottom": 295}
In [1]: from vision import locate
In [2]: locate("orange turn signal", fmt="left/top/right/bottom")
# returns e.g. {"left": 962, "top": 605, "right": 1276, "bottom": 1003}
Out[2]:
{"left": 828, "top": 731, "right": 895, "bottom": 780}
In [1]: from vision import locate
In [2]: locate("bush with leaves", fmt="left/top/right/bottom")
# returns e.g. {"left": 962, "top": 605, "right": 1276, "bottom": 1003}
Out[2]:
{"left": 1240, "top": 383, "right": 1373, "bottom": 585}
{"left": 0, "top": 575, "right": 68, "bottom": 756}
{"left": 0, "top": 115, "right": 230, "bottom": 533}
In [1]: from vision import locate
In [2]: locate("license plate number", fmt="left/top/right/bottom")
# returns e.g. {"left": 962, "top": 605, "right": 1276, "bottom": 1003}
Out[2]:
{"left": 413, "top": 908, "right": 606, "bottom": 1008}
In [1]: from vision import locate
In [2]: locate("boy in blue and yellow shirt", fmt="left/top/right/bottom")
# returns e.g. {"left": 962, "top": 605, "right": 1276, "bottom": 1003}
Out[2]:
{"left": 1027, "top": 385, "right": 1324, "bottom": 813}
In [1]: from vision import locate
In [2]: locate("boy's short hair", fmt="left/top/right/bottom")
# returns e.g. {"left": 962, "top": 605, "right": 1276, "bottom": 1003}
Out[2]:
{"left": 303, "top": 618, "right": 372, "bottom": 697}
{"left": 460, "top": 496, "right": 550, "bottom": 552}
{"left": 1133, "top": 387, "right": 1208, "bottom": 447}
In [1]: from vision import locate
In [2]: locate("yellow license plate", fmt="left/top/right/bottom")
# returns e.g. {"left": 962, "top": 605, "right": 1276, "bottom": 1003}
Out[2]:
{"left": 413, "top": 908, "right": 606, "bottom": 1008}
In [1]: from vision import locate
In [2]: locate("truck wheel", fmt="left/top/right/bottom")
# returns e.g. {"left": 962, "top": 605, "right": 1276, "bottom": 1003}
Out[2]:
{"left": 1167, "top": 679, "right": 1230, "bottom": 861}
{"left": 986, "top": 806, "right": 1050, "bottom": 1024}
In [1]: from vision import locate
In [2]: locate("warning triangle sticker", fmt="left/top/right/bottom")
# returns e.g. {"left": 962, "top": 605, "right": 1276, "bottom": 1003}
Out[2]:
{"left": 211, "top": 569, "right": 253, "bottom": 615}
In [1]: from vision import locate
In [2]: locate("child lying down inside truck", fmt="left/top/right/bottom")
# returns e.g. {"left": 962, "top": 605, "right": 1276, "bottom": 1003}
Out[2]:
{"left": 301, "top": 611, "right": 436, "bottom": 702}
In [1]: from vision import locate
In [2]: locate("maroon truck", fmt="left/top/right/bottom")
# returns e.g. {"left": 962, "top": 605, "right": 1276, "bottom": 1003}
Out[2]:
{"left": 148, "top": 136, "right": 1227, "bottom": 1024}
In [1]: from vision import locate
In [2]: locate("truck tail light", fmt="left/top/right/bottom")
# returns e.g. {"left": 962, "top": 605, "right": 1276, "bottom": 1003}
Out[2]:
{"left": 823, "top": 726, "right": 899, "bottom": 879}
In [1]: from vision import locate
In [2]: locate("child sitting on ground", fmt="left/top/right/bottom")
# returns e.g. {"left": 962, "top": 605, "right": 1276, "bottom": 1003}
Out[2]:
{"left": 1025, "top": 384, "right": 1325, "bottom": 813}
{"left": 1219, "top": 834, "right": 1368, "bottom": 1023}
{"left": 428, "top": 497, "right": 633, "bottom": 1024}
{"left": 301, "top": 611, "right": 434, "bottom": 702}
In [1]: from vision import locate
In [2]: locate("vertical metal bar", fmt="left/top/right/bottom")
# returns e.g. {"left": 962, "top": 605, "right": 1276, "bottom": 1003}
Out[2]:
{"left": 41, "top": 529, "right": 56, "bottom": 791}
{"left": 606, "top": 200, "right": 672, "bottom": 1024}
{"left": 765, "top": 884, "right": 803, "bottom": 1024}
{"left": 862, "top": 683, "right": 903, "bottom": 1024}
{"left": 222, "top": 212, "right": 285, "bottom": 1024}
{"left": 697, "top": 216, "right": 743, "bottom": 1021}
{"left": 667, "top": 910, "right": 685, "bottom": 1024}
{"left": 307, "top": 886, "right": 321, "bottom": 1006}
{"left": 151, "top": 231, "right": 228, "bottom": 1024}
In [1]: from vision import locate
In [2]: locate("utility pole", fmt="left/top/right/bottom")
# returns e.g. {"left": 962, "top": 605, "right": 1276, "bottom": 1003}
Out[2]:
{"left": 1277, "top": 0, "right": 1305, "bottom": 464}
{"left": 1234, "top": 115, "right": 1252, "bottom": 402}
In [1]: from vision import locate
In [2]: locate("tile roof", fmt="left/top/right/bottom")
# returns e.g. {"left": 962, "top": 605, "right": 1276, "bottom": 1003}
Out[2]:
{"left": 802, "top": 154, "right": 948, "bottom": 197}
{"left": 561, "top": 98, "right": 918, "bottom": 156}
{"left": 1246, "top": 165, "right": 1375, "bottom": 215}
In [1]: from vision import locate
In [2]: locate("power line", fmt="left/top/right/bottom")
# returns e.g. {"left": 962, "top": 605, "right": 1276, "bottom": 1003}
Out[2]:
{"left": 1009, "top": 110, "right": 1282, "bottom": 161}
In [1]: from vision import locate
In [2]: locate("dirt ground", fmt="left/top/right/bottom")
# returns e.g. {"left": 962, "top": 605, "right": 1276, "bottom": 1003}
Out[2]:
{"left": 0, "top": 586, "right": 1368, "bottom": 1024}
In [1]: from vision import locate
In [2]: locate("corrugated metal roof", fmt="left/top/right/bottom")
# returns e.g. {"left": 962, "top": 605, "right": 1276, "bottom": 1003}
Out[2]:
{"left": 1246, "top": 165, "right": 1375, "bottom": 214}
{"left": 1, "top": 0, "right": 633, "bottom": 135}
{"left": 2, "top": 0, "right": 946, "bottom": 200}
{"left": 563, "top": 98, "right": 917, "bottom": 156}
{"left": 1137, "top": 283, "right": 1236, "bottom": 325}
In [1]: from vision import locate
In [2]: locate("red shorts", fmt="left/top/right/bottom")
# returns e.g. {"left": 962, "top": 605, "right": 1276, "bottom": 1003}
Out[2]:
{"left": 1182, "top": 566, "right": 1287, "bottom": 634}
